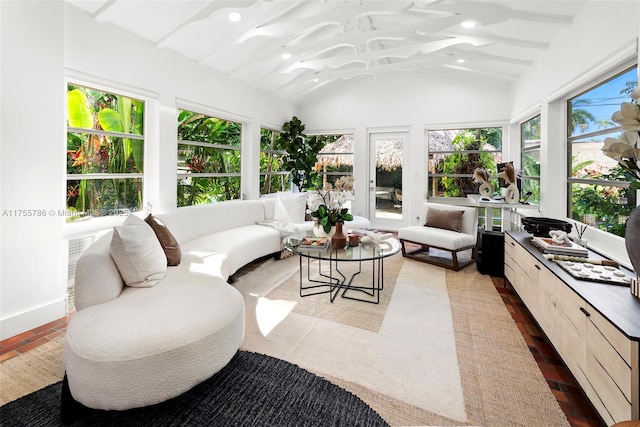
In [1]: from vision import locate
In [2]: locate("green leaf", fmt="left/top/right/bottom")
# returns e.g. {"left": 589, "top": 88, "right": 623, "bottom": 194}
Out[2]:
{"left": 67, "top": 89, "right": 93, "bottom": 129}
{"left": 98, "top": 109, "right": 124, "bottom": 133}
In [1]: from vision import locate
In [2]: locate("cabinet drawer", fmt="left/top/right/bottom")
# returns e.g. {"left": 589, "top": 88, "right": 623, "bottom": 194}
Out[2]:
{"left": 585, "top": 307, "right": 633, "bottom": 425}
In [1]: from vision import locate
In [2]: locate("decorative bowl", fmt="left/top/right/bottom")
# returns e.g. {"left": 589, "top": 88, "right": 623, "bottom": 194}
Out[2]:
{"left": 521, "top": 217, "right": 572, "bottom": 237}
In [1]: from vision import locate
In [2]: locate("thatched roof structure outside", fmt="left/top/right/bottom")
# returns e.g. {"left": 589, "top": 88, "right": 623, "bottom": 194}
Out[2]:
{"left": 318, "top": 134, "right": 405, "bottom": 171}
{"left": 317, "top": 134, "right": 355, "bottom": 168}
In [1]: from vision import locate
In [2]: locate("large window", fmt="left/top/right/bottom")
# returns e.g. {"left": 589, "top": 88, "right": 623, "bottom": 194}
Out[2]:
{"left": 521, "top": 115, "right": 541, "bottom": 204}
{"left": 260, "top": 128, "right": 288, "bottom": 195}
{"left": 66, "top": 84, "right": 145, "bottom": 218}
{"left": 567, "top": 66, "right": 637, "bottom": 237}
{"left": 177, "top": 110, "right": 241, "bottom": 206}
{"left": 427, "top": 127, "right": 503, "bottom": 198}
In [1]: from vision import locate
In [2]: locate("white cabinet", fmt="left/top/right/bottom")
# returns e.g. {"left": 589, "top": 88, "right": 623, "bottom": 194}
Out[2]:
{"left": 504, "top": 232, "right": 639, "bottom": 425}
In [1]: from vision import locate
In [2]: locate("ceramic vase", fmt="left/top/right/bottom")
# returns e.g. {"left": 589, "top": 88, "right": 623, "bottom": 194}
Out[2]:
{"left": 626, "top": 206, "right": 640, "bottom": 276}
{"left": 331, "top": 222, "right": 348, "bottom": 249}
{"left": 313, "top": 224, "right": 335, "bottom": 238}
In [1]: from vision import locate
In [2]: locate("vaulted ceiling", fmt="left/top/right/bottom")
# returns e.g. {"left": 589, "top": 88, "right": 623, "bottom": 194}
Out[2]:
{"left": 66, "top": 0, "right": 587, "bottom": 106}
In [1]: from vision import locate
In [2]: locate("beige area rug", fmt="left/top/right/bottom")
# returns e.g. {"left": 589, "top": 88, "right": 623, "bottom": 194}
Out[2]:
{"left": 265, "top": 255, "right": 402, "bottom": 332}
{"left": 0, "top": 337, "right": 64, "bottom": 405}
{"left": 235, "top": 254, "right": 569, "bottom": 427}
{"left": 0, "top": 255, "right": 568, "bottom": 427}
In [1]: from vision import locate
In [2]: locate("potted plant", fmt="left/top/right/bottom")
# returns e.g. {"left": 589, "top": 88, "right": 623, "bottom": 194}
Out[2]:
{"left": 276, "top": 116, "right": 325, "bottom": 191}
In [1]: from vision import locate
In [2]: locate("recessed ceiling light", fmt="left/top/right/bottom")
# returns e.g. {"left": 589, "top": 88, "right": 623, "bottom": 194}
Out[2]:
{"left": 281, "top": 52, "right": 291, "bottom": 60}
{"left": 228, "top": 12, "right": 242, "bottom": 22}
{"left": 457, "top": 59, "right": 465, "bottom": 63}
{"left": 461, "top": 20, "right": 476, "bottom": 28}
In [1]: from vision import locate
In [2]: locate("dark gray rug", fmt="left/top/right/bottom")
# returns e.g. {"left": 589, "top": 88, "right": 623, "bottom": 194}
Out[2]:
{"left": 1, "top": 351, "right": 388, "bottom": 426}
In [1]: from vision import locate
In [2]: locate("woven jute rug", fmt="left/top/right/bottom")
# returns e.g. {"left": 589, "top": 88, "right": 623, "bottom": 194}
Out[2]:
{"left": 0, "top": 337, "right": 64, "bottom": 405}
{"left": 1, "top": 254, "right": 568, "bottom": 426}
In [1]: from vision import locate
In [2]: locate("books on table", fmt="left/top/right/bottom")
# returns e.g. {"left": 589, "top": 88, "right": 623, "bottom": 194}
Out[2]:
{"left": 531, "top": 236, "right": 588, "bottom": 257}
{"left": 298, "top": 236, "right": 330, "bottom": 251}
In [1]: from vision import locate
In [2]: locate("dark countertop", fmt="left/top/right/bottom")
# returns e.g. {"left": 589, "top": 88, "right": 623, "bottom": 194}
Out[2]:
{"left": 507, "top": 231, "right": 640, "bottom": 342}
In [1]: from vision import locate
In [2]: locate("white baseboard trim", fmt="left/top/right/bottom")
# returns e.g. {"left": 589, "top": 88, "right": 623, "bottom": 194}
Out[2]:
{"left": 1, "top": 299, "right": 67, "bottom": 341}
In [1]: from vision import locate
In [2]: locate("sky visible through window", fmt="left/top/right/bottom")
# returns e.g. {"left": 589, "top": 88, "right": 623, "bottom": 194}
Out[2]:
{"left": 571, "top": 67, "right": 637, "bottom": 138}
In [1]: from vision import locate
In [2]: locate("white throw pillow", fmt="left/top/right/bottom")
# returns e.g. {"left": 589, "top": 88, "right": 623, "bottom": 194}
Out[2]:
{"left": 110, "top": 214, "right": 167, "bottom": 287}
{"left": 274, "top": 192, "right": 307, "bottom": 223}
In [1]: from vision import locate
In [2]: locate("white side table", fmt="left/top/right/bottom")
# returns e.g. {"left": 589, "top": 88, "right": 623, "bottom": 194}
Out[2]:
{"left": 467, "top": 194, "right": 539, "bottom": 231}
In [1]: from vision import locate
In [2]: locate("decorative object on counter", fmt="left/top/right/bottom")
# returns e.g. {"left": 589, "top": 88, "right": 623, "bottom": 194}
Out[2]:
{"left": 631, "top": 277, "right": 639, "bottom": 298}
{"left": 543, "top": 253, "right": 619, "bottom": 267}
{"left": 573, "top": 222, "right": 588, "bottom": 248}
{"left": 331, "top": 222, "right": 348, "bottom": 249}
{"left": 549, "top": 230, "right": 570, "bottom": 245}
{"left": 553, "top": 259, "right": 633, "bottom": 286}
{"left": 605, "top": 89, "right": 640, "bottom": 289}
{"left": 624, "top": 207, "right": 640, "bottom": 278}
{"left": 473, "top": 167, "right": 493, "bottom": 197}
{"left": 531, "top": 235, "right": 588, "bottom": 257}
{"left": 497, "top": 163, "right": 519, "bottom": 204}
{"left": 521, "top": 217, "right": 572, "bottom": 237}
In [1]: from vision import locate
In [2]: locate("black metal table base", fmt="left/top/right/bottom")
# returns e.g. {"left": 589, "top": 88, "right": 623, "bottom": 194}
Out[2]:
{"left": 298, "top": 251, "right": 384, "bottom": 304}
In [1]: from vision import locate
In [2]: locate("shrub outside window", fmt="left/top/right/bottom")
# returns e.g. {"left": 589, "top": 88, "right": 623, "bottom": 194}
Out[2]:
{"left": 567, "top": 66, "right": 637, "bottom": 237}
{"left": 177, "top": 110, "right": 241, "bottom": 206}
{"left": 66, "top": 84, "right": 145, "bottom": 219}
{"left": 521, "top": 115, "right": 541, "bottom": 204}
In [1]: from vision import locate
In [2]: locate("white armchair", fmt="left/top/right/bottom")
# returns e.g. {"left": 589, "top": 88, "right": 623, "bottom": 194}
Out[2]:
{"left": 398, "top": 202, "right": 478, "bottom": 271}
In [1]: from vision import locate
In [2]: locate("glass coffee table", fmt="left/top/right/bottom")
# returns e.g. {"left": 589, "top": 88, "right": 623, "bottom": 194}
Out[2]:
{"left": 283, "top": 233, "right": 401, "bottom": 304}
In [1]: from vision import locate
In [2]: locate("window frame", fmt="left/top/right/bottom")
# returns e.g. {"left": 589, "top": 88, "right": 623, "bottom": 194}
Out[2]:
{"left": 426, "top": 123, "right": 505, "bottom": 201}
{"left": 176, "top": 107, "right": 243, "bottom": 206}
{"left": 65, "top": 81, "right": 146, "bottom": 218}
{"left": 565, "top": 63, "right": 637, "bottom": 237}
{"left": 520, "top": 114, "right": 541, "bottom": 204}
{"left": 259, "top": 127, "right": 289, "bottom": 195}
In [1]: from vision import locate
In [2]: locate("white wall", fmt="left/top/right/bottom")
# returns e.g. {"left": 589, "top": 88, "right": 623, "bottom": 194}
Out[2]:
{"left": 509, "top": 0, "right": 639, "bottom": 266}
{"left": 300, "top": 71, "right": 510, "bottom": 229}
{"left": 1, "top": 1, "right": 67, "bottom": 340}
{"left": 0, "top": 2, "right": 296, "bottom": 340}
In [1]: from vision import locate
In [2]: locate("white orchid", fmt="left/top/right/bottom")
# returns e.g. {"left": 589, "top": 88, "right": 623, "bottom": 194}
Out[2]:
{"left": 601, "top": 128, "right": 640, "bottom": 189}
{"left": 602, "top": 131, "right": 638, "bottom": 161}
{"left": 612, "top": 100, "right": 640, "bottom": 131}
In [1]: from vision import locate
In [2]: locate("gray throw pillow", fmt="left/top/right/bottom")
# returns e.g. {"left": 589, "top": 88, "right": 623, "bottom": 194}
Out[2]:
{"left": 425, "top": 208, "right": 464, "bottom": 232}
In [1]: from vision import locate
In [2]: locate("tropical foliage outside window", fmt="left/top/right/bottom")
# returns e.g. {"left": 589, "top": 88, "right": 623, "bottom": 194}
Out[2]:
{"left": 66, "top": 84, "right": 144, "bottom": 219}
{"left": 177, "top": 110, "right": 241, "bottom": 206}
{"left": 567, "top": 66, "right": 637, "bottom": 237}
{"left": 427, "top": 127, "right": 503, "bottom": 197}
{"left": 260, "top": 128, "right": 288, "bottom": 195}
{"left": 521, "top": 115, "right": 541, "bottom": 204}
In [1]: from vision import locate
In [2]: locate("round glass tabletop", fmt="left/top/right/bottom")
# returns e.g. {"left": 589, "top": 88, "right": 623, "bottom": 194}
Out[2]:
{"left": 283, "top": 233, "right": 401, "bottom": 262}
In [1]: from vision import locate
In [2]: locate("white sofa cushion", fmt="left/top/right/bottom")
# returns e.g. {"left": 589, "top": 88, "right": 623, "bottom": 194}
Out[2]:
{"left": 110, "top": 214, "right": 167, "bottom": 288}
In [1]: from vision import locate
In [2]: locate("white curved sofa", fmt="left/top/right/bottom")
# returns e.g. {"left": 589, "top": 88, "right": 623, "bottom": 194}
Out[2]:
{"left": 63, "top": 197, "right": 370, "bottom": 415}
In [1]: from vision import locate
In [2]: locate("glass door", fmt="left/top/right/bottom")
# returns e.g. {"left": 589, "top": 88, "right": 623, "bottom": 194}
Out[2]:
{"left": 368, "top": 132, "right": 405, "bottom": 223}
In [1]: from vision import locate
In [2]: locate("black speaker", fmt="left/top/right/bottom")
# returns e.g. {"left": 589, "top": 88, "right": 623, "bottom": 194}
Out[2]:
{"left": 476, "top": 230, "right": 505, "bottom": 277}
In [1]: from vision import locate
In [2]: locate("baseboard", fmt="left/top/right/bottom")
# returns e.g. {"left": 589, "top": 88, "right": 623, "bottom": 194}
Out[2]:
{"left": 0, "top": 299, "right": 67, "bottom": 340}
